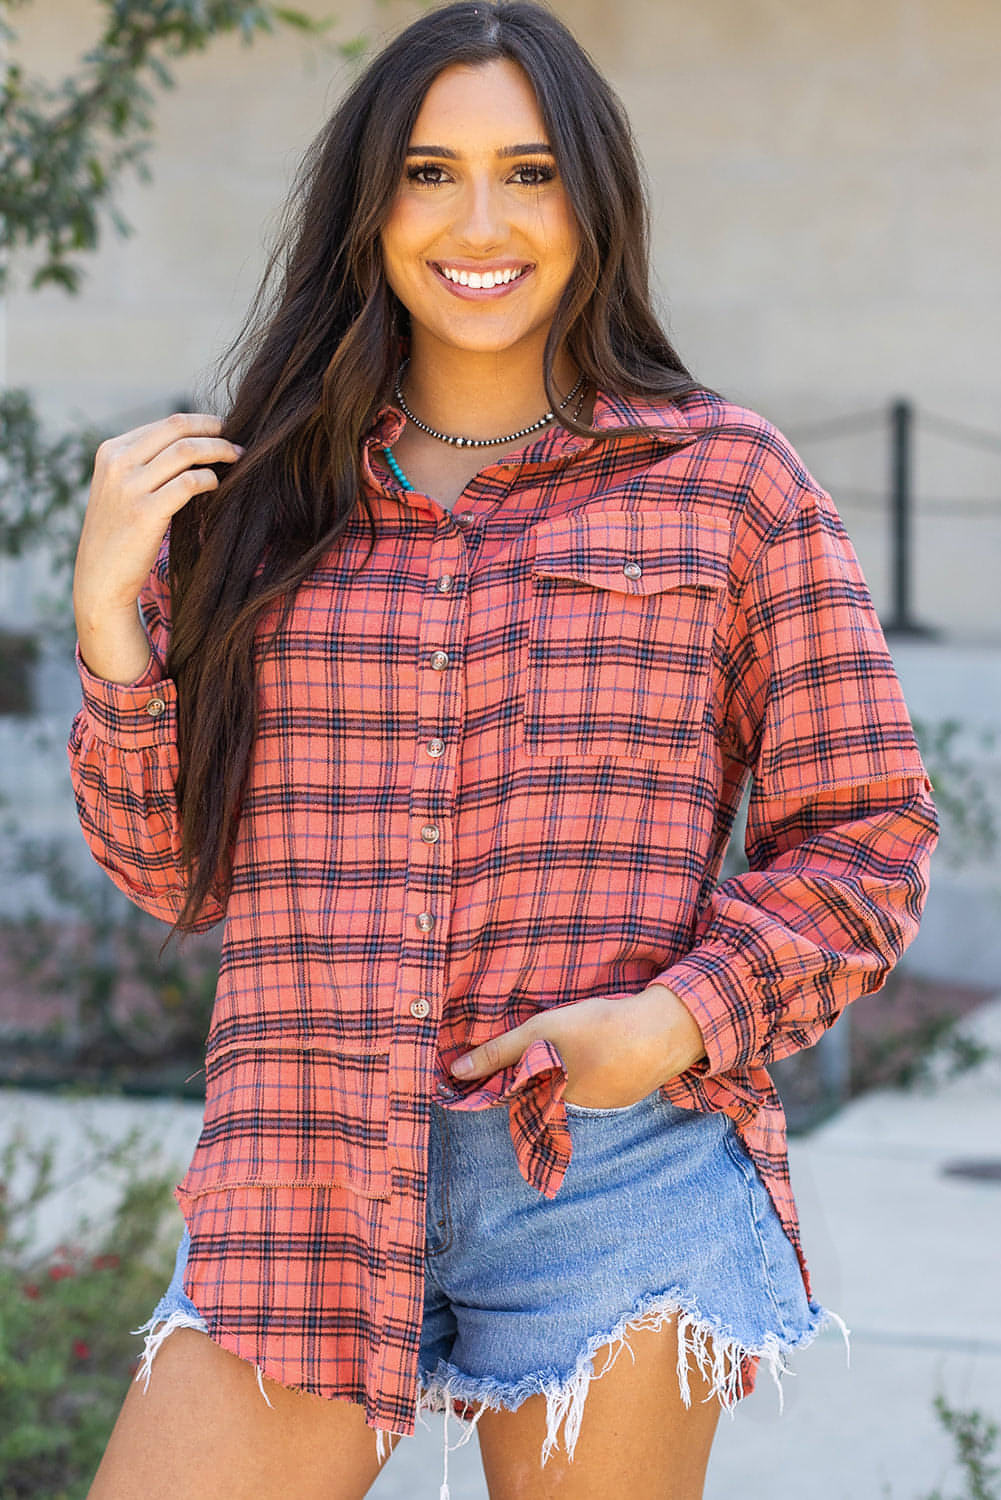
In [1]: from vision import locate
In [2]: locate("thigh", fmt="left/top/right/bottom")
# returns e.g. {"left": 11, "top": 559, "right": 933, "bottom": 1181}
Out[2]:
{"left": 475, "top": 1314, "right": 722, "bottom": 1500}
{"left": 87, "top": 1327, "right": 401, "bottom": 1500}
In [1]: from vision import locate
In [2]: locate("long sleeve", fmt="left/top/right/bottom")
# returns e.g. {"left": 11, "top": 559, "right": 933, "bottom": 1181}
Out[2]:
{"left": 66, "top": 544, "right": 225, "bottom": 932}
{"left": 657, "top": 477, "right": 939, "bottom": 1076}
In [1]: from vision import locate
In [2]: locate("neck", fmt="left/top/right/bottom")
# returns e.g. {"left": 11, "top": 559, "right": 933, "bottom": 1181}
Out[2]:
{"left": 396, "top": 332, "right": 581, "bottom": 439}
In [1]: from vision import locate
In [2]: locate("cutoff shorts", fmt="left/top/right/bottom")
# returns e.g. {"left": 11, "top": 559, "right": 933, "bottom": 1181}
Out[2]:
{"left": 134, "top": 1086, "right": 850, "bottom": 1490}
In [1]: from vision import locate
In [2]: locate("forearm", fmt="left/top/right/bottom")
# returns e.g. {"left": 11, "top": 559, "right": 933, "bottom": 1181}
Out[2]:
{"left": 68, "top": 646, "right": 224, "bottom": 932}
{"left": 651, "top": 777, "right": 938, "bottom": 1077}
{"left": 74, "top": 598, "right": 153, "bottom": 686}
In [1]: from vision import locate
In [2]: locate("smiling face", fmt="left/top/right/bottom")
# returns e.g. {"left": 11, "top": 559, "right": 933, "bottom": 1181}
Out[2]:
{"left": 379, "top": 57, "right": 581, "bottom": 362}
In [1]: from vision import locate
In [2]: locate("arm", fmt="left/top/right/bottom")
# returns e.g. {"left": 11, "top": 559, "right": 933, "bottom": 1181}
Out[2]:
{"left": 67, "top": 411, "right": 244, "bottom": 930}
{"left": 67, "top": 545, "right": 226, "bottom": 931}
{"left": 654, "top": 476, "right": 938, "bottom": 1075}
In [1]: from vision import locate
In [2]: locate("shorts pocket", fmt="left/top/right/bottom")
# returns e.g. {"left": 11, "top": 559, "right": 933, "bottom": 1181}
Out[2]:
{"left": 521, "top": 509, "right": 730, "bottom": 760}
{"left": 176, "top": 1038, "right": 391, "bottom": 1202}
{"left": 564, "top": 1086, "right": 664, "bottom": 1117}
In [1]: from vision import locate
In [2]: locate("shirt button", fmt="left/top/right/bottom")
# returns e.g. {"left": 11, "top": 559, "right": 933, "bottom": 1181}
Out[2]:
{"left": 453, "top": 511, "right": 474, "bottom": 526}
{"left": 416, "top": 911, "right": 435, "bottom": 932}
{"left": 409, "top": 998, "right": 431, "bottom": 1019}
{"left": 145, "top": 698, "right": 166, "bottom": 717}
{"left": 420, "top": 825, "right": 440, "bottom": 843}
{"left": 430, "top": 650, "right": 449, "bottom": 670}
{"left": 427, "top": 738, "right": 445, "bottom": 757}
{"left": 437, "top": 575, "right": 454, "bottom": 593}
{"left": 622, "top": 561, "right": 642, "bottom": 579}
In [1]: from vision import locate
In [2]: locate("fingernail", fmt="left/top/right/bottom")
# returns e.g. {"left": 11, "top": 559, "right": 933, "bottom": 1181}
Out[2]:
{"left": 233, "top": 445, "right": 246, "bottom": 455}
{"left": 451, "top": 1056, "right": 474, "bottom": 1077}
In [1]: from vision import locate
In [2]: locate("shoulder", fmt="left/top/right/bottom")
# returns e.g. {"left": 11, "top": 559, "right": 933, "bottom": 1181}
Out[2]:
{"left": 598, "top": 387, "right": 847, "bottom": 597}
{"left": 619, "top": 388, "right": 831, "bottom": 551}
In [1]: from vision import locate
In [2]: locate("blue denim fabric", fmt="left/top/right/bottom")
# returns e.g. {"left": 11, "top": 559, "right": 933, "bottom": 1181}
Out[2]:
{"left": 135, "top": 1088, "right": 849, "bottom": 1491}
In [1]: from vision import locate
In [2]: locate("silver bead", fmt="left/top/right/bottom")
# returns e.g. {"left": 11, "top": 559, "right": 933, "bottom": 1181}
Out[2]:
{"left": 392, "top": 358, "right": 585, "bottom": 449}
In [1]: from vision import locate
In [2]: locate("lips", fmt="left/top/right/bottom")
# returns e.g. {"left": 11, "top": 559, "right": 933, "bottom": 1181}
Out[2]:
{"left": 429, "top": 262, "right": 535, "bottom": 300}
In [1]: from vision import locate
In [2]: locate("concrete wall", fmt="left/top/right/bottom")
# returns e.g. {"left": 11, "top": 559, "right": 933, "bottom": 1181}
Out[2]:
{"left": 6, "top": 0, "right": 997, "bottom": 638}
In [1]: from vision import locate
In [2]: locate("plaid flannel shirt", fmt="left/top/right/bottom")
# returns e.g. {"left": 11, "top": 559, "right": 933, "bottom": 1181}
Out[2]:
{"left": 68, "top": 385, "right": 938, "bottom": 1438}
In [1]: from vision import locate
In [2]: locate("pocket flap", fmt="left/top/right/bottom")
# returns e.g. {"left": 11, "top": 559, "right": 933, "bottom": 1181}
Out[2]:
{"left": 531, "top": 510, "right": 731, "bottom": 596}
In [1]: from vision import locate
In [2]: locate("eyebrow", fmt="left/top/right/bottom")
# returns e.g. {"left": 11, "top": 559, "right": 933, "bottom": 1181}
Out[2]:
{"left": 405, "top": 142, "right": 554, "bottom": 160}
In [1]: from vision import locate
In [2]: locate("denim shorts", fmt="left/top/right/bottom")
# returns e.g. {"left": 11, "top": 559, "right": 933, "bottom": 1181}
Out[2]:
{"left": 133, "top": 1088, "right": 849, "bottom": 1493}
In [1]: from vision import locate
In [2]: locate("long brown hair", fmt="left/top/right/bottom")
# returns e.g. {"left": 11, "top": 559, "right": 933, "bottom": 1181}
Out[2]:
{"left": 168, "top": 0, "right": 717, "bottom": 932}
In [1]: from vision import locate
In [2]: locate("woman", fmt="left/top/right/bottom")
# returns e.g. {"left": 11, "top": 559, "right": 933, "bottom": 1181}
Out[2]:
{"left": 70, "top": 3, "right": 938, "bottom": 1497}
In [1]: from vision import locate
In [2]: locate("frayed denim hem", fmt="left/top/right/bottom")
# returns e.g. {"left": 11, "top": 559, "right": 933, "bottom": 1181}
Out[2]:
{"left": 130, "top": 1308, "right": 278, "bottom": 1410}
{"left": 374, "top": 1284, "right": 851, "bottom": 1499}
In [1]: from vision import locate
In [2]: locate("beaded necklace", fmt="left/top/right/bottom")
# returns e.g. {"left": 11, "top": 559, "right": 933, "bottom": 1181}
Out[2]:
{"left": 381, "top": 377, "right": 589, "bottom": 493}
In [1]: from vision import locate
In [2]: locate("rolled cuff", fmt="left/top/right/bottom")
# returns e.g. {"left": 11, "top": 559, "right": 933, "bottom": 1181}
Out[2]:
{"left": 649, "top": 948, "right": 765, "bottom": 1078}
{"left": 74, "top": 641, "right": 177, "bottom": 750}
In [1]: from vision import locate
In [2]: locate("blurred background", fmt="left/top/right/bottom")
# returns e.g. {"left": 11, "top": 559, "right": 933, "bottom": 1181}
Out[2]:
{"left": 0, "top": 2, "right": 998, "bottom": 1497}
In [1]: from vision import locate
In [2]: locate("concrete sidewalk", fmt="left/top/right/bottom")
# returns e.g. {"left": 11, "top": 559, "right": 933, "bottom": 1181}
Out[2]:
{"left": 2, "top": 996, "right": 999, "bottom": 1499}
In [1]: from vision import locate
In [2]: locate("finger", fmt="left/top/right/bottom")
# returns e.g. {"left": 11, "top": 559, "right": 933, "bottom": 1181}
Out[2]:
{"left": 151, "top": 467, "right": 230, "bottom": 518}
{"left": 99, "top": 411, "right": 226, "bottom": 469}
{"left": 144, "top": 434, "right": 245, "bottom": 493}
{"left": 450, "top": 1025, "right": 529, "bottom": 1079}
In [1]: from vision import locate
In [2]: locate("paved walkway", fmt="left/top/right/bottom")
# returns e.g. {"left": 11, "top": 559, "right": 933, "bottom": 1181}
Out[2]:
{"left": 2, "top": 995, "right": 999, "bottom": 1499}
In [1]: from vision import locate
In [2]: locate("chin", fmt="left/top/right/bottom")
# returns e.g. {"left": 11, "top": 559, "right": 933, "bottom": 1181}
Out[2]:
{"left": 419, "top": 317, "right": 545, "bottom": 356}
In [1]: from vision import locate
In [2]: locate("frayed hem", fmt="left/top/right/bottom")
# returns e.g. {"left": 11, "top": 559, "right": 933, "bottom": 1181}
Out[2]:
{"left": 371, "top": 1386, "right": 489, "bottom": 1499}
{"left": 415, "top": 1283, "right": 852, "bottom": 1484}
{"left": 130, "top": 1307, "right": 276, "bottom": 1408}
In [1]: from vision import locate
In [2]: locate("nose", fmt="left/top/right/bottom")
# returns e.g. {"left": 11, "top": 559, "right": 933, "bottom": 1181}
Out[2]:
{"left": 453, "top": 174, "right": 506, "bottom": 253}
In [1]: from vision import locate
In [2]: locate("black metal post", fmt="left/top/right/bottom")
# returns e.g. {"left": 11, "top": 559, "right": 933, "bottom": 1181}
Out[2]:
{"left": 881, "top": 398, "right": 936, "bottom": 638}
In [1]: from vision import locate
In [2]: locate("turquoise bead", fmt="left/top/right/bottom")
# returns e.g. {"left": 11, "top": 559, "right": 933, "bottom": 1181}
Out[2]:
{"left": 383, "top": 446, "right": 414, "bottom": 491}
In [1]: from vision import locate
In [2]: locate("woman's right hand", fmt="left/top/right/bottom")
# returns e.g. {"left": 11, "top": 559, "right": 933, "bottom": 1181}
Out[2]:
{"left": 73, "top": 412, "right": 245, "bottom": 685}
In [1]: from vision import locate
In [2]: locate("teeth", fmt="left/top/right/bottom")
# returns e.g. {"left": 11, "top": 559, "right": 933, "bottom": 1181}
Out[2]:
{"left": 439, "top": 265, "right": 528, "bottom": 287}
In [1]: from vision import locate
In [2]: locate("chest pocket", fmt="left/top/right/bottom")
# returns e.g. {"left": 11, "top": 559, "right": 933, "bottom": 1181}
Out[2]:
{"left": 522, "top": 510, "right": 731, "bottom": 760}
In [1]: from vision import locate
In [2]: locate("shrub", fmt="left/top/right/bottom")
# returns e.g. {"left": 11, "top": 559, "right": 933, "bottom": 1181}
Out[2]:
{"left": 0, "top": 1120, "right": 180, "bottom": 1498}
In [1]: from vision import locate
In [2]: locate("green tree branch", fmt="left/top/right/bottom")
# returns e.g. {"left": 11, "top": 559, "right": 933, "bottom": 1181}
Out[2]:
{"left": 0, "top": 0, "right": 344, "bottom": 294}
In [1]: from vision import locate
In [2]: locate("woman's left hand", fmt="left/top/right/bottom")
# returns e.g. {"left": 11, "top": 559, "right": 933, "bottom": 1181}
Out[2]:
{"left": 449, "top": 984, "right": 708, "bottom": 1108}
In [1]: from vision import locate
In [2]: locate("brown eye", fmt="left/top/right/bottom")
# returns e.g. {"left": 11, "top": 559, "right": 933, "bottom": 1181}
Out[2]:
{"left": 406, "top": 163, "right": 449, "bottom": 186}
{"left": 512, "top": 164, "right": 556, "bottom": 186}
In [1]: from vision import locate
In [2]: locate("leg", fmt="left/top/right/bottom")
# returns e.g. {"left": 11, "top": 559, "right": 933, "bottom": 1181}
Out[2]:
{"left": 87, "top": 1327, "right": 403, "bottom": 1500}
{"left": 476, "top": 1313, "right": 723, "bottom": 1500}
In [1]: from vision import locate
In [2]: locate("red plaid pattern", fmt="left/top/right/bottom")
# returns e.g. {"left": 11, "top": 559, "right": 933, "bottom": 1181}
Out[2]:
{"left": 68, "top": 385, "right": 938, "bottom": 1436}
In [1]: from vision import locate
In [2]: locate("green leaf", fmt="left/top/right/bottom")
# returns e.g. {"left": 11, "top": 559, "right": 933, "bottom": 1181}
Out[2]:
{"left": 146, "top": 55, "right": 177, "bottom": 90}
{"left": 29, "top": 261, "right": 80, "bottom": 294}
{"left": 272, "top": 6, "right": 326, "bottom": 30}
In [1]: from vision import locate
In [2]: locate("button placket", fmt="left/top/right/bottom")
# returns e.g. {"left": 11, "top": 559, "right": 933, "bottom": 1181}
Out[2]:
{"left": 398, "top": 531, "right": 468, "bottom": 1039}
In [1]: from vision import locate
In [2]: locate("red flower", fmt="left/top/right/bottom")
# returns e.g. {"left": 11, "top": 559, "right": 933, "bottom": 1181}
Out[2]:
{"left": 21, "top": 1283, "right": 40, "bottom": 1299}
{"left": 90, "top": 1253, "right": 121, "bottom": 1271}
{"left": 72, "top": 1339, "right": 92, "bottom": 1360}
{"left": 47, "top": 1264, "right": 75, "bottom": 1281}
